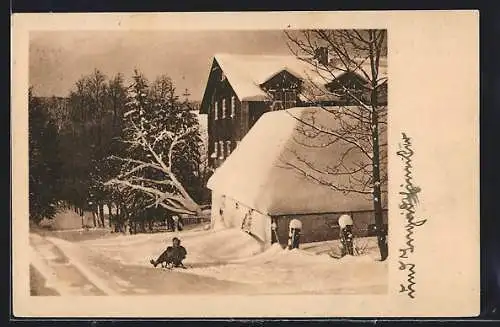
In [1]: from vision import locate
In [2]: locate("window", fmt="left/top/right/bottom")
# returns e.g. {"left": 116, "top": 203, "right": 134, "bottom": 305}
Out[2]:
{"left": 271, "top": 100, "right": 284, "bottom": 111}
{"left": 212, "top": 142, "right": 219, "bottom": 159}
{"left": 221, "top": 72, "right": 226, "bottom": 82}
{"left": 226, "top": 140, "right": 231, "bottom": 156}
{"left": 230, "top": 96, "right": 236, "bottom": 118}
{"left": 218, "top": 141, "right": 224, "bottom": 159}
{"left": 222, "top": 98, "right": 226, "bottom": 119}
{"left": 269, "top": 86, "right": 298, "bottom": 110}
{"left": 214, "top": 101, "right": 218, "bottom": 120}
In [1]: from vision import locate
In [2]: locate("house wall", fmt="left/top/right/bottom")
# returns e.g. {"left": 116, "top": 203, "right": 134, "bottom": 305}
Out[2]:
{"left": 260, "top": 71, "right": 302, "bottom": 110}
{"left": 273, "top": 210, "right": 389, "bottom": 246}
{"left": 208, "top": 61, "right": 243, "bottom": 168}
{"left": 208, "top": 69, "right": 308, "bottom": 168}
{"left": 240, "top": 101, "right": 249, "bottom": 137}
{"left": 248, "top": 101, "right": 269, "bottom": 133}
{"left": 210, "top": 192, "right": 272, "bottom": 245}
{"left": 211, "top": 187, "right": 388, "bottom": 247}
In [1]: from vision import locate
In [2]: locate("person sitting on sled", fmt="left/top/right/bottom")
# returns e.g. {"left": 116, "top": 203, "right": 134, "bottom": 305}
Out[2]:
{"left": 150, "top": 237, "right": 187, "bottom": 269}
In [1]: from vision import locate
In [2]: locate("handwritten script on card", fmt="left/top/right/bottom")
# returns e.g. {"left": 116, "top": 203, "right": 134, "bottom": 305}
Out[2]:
{"left": 396, "top": 133, "right": 427, "bottom": 299}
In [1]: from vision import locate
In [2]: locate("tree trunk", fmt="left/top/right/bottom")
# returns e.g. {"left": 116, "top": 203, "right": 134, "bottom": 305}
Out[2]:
{"left": 92, "top": 211, "right": 97, "bottom": 228}
{"left": 121, "top": 204, "right": 128, "bottom": 233}
{"left": 371, "top": 116, "right": 388, "bottom": 261}
{"left": 115, "top": 205, "right": 120, "bottom": 232}
{"left": 98, "top": 203, "right": 105, "bottom": 228}
{"left": 370, "top": 50, "right": 388, "bottom": 260}
{"left": 367, "top": 30, "right": 388, "bottom": 262}
{"left": 107, "top": 203, "right": 113, "bottom": 228}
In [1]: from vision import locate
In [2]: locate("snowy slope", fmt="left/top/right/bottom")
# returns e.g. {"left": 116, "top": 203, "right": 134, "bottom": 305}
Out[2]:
{"left": 80, "top": 228, "right": 263, "bottom": 267}
{"left": 79, "top": 229, "right": 387, "bottom": 294}
{"left": 183, "top": 239, "right": 386, "bottom": 294}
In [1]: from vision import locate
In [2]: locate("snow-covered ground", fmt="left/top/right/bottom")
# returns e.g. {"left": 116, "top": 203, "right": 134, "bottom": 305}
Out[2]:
{"left": 73, "top": 227, "right": 387, "bottom": 294}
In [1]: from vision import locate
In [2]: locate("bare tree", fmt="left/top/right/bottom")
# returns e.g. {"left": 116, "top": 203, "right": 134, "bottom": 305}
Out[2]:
{"left": 284, "top": 29, "right": 388, "bottom": 260}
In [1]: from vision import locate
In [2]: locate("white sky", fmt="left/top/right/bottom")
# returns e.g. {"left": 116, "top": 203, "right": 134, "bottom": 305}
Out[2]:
{"left": 29, "top": 30, "right": 292, "bottom": 101}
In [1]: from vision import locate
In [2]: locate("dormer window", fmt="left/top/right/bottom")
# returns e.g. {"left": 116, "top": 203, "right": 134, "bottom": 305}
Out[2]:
{"left": 270, "top": 88, "right": 297, "bottom": 110}
{"left": 214, "top": 101, "right": 218, "bottom": 120}
{"left": 230, "top": 96, "right": 236, "bottom": 118}
{"left": 222, "top": 98, "right": 226, "bottom": 119}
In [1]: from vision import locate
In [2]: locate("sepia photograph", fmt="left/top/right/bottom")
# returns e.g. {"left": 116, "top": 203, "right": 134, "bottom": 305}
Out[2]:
{"left": 12, "top": 11, "right": 479, "bottom": 317}
{"left": 28, "top": 28, "right": 388, "bottom": 296}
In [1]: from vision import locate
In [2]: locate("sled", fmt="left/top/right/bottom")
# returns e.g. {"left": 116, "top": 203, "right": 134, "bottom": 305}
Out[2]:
{"left": 156, "top": 263, "right": 189, "bottom": 270}
{"left": 161, "top": 266, "right": 189, "bottom": 271}
{"left": 150, "top": 258, "right": 189, "bottom": 270}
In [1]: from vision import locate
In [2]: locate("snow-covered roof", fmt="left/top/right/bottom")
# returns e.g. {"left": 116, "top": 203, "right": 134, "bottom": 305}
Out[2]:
{"left": 207, "top": 106, "right": 388, "bottom": 216}
{"left": 213, "top": 53, "right": 324, "bottom": 102}
{"left": 200, "top": 53, "right": 387, "bottom": 114}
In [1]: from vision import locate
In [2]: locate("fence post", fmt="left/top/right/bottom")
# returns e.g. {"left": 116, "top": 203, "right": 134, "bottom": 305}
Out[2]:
{"left": 288, "top": 219, "right": 302, "bottom": 250}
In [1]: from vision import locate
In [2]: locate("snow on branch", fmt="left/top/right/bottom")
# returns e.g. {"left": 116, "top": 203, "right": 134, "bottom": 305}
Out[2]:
{"left": 285, "top": 110, "right": 373, "bottom": 161}
{"left": 105, "top": 121, "right": 201, "bottom": 215}
{"left": 281, "top": 29, "right": 388, "bottom": 199}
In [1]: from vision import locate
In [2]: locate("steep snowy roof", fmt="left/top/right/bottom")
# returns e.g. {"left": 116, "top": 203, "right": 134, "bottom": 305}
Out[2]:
{"left": 207, "top": 106, "right": 388, "bottom": 216}
{"left": 214, "top": 53, "right": 326, "bottom": 102}
{"left": 200, "top": 53, "right": 388, "bottom": 114}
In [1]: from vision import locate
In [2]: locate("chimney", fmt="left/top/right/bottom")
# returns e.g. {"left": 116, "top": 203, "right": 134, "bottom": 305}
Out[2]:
{"left": 313, "top": 47, "right": 329, "bottom": 66}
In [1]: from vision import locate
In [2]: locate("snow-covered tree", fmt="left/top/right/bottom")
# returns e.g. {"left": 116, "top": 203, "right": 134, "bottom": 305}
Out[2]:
{"left": 105, "top": 70, "right": 202, "bottom": 215}
{"left": 284, "top": 29, "right": 388, "bottom": 261}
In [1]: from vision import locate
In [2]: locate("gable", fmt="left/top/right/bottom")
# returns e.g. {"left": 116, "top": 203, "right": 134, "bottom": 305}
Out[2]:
{"left": 260, "top": 70, "right": 302, "bottom": 92}
{"left": 325, "top": 71, "right": 388, "bottom": 105}
{"left": 326, "top": 71, "right": 369, "bottom": 91}
{"left": 200, "top": 59, "right": 222, "bottom": 114}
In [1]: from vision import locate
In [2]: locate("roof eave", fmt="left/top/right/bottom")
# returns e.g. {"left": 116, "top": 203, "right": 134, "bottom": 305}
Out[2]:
{"left": 269, "top": 206, "right": 388, "bottom": 217}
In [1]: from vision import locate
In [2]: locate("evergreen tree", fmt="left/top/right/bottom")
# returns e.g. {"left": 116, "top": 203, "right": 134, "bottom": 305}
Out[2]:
{"left": 28, "top": 88, "right": 63, "bottom": 222}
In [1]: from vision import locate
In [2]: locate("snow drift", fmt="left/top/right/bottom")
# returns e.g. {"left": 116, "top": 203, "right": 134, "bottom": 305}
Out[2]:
{"left": 80, "top": 228, "right": 264, "bottom": 267}
{"left": 58, "top": 228, "right": 387, "bottom": 294}
{"left": 185, "top": 240, "right": 387, "bottom": 294}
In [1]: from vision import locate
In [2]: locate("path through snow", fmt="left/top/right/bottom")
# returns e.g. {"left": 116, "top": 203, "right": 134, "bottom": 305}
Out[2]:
{"left": 31, "top": 231, "right": 260, "bottom": 295}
